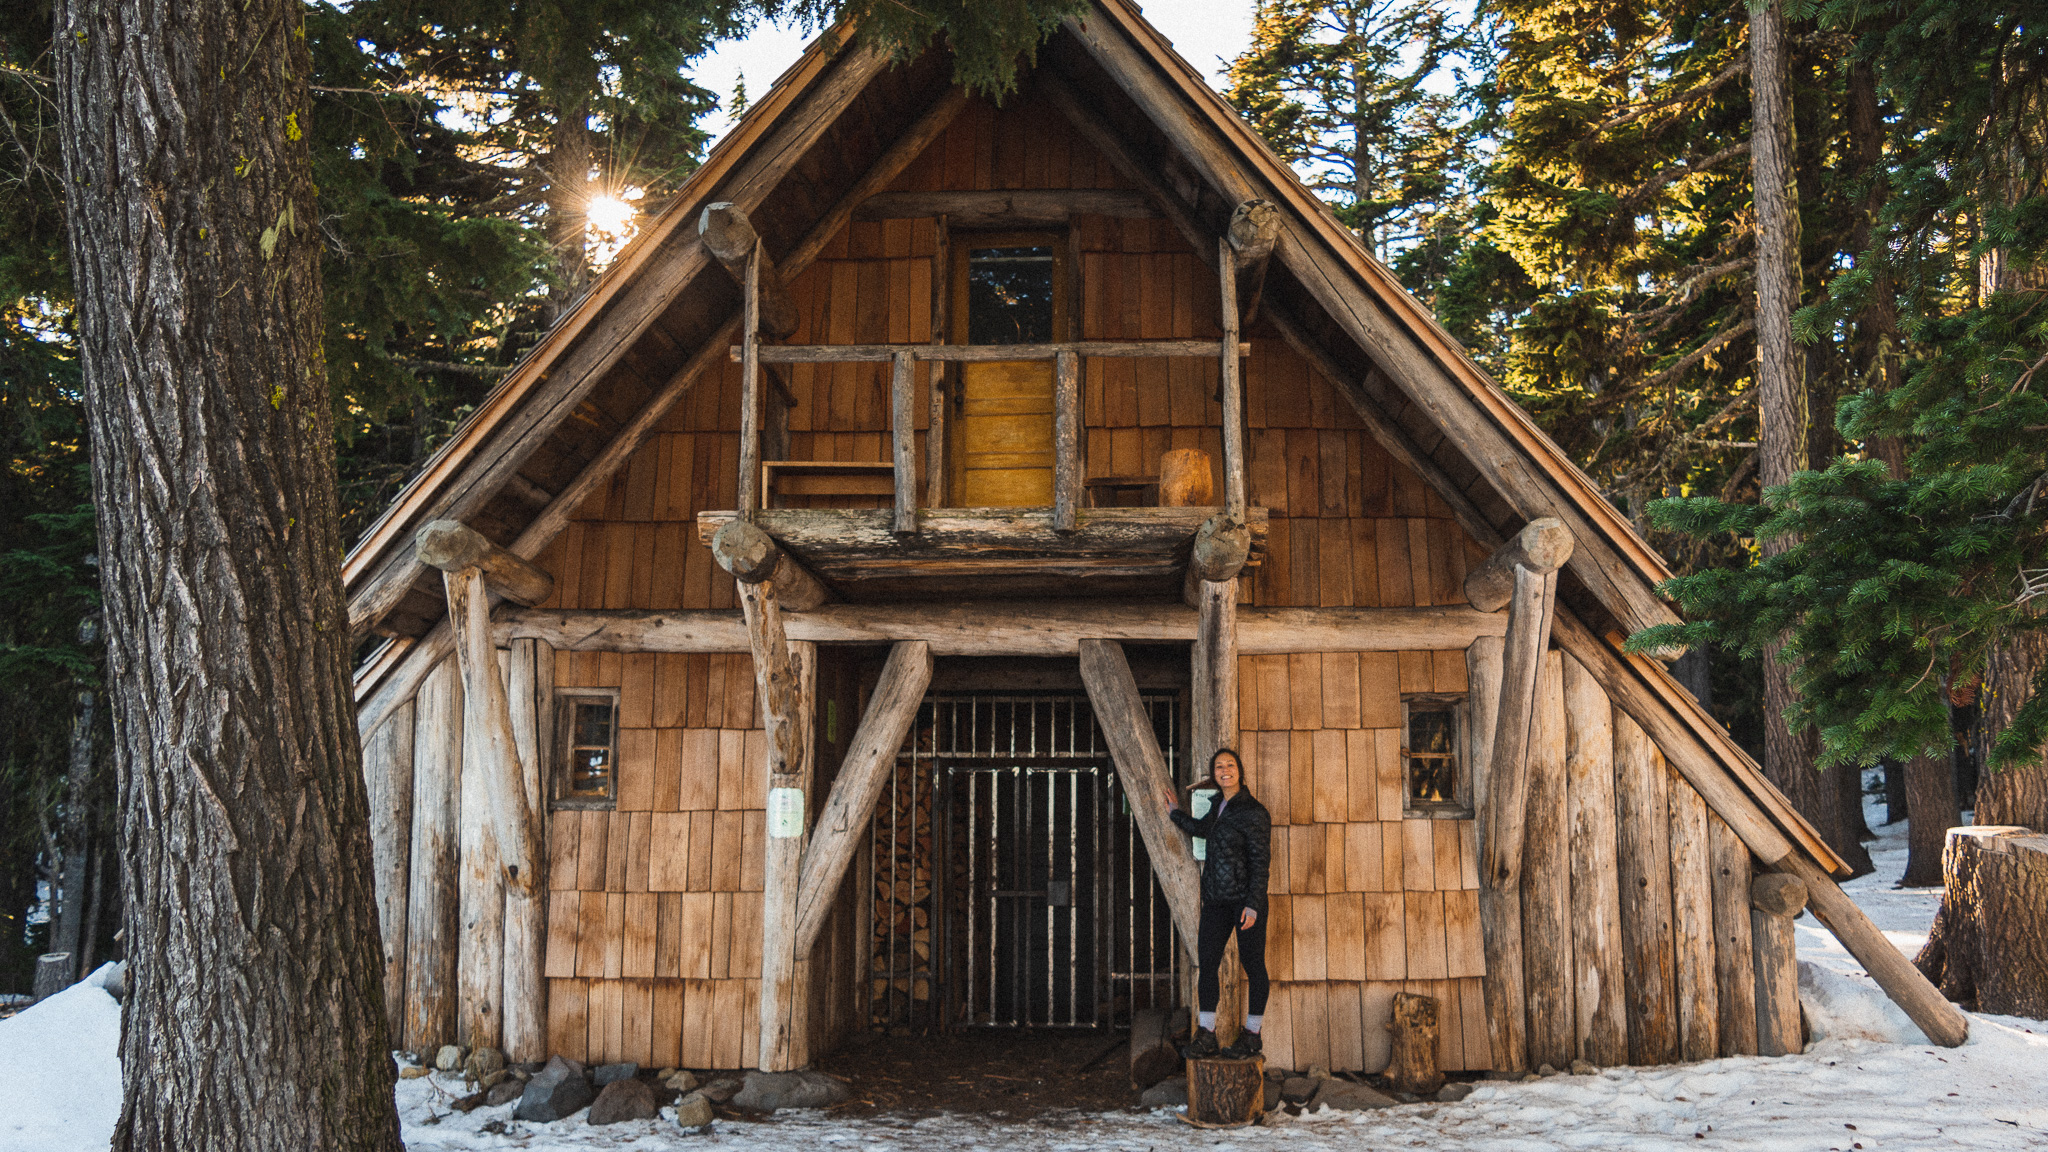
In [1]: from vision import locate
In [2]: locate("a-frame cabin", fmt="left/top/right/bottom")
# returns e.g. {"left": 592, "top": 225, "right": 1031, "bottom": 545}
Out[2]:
{"left": 346, "top": 0, "right": 1966, "bottom": 1076}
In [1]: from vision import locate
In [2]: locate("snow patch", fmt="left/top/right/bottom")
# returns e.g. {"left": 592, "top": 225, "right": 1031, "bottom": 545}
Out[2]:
{"left": 1799, "top": 959, "right": 1928, "bottom": 1045}
{"left": 0, "top": 963, "right": 124, "bottom": 1152}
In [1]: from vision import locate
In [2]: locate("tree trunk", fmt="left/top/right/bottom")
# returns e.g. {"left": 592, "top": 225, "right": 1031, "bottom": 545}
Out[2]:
{"left": 547, "top": 98, "right": 594, "bottom": 319}
{"left": 1751, "top": 0, "right": 1873, "bottom": 877}
{"left": 1974, "top": 630, "right": 2048, "bottom": 830}
{"left": 1901, "top": 754, "right": 1959, "bottom": 887}
{"left": 1917, "top": 826, "right": 2048, "bottom": 1014}
{"left": 54, "top": 0, "right": 405, "bottom": 1142}
{"left": 52, "top": 685, "right": 95, "bottom": 976}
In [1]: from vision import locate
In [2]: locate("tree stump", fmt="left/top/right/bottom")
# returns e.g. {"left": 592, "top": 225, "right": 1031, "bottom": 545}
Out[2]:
{"left": 33, "top": 952, "right": 72, "bottom": 1002}
{"left": 1917, "top": 826, "right": 2048, "bottom": 1017}
{"left": 1184, "top": 1056, "right": 1264, "bottom": 1127}
{"left": 1750, "top": 873, "right": 1807, "bottom": 1056}
{"left": 1387, "top": 992, "right": 1444, "bottom": 1095}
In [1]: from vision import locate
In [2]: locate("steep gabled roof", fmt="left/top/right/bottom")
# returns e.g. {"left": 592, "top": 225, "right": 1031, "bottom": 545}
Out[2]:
{"left": 341, "top": 1, "right": 1845, "bottom": 878}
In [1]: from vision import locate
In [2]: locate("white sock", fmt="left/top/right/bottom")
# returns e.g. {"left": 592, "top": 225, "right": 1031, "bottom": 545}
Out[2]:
{"left": 1245, "top": 1015, "right": 1263, "bottom": 1034}
{"left": 1199, "top": 1011, "right": 1216, "bottom": 1031}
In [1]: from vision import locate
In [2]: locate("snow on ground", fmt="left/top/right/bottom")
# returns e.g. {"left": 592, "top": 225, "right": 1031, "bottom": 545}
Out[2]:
{"left": 9, "top": 794, "right": 2048, "bottom": 1151}
{"left": 0, "top": 963, "right": 123, "bottom": 1152}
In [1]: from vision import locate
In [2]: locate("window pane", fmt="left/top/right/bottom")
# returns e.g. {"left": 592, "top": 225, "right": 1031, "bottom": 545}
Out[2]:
{"left": 1408, "top": 707, "right": 1458, "bottom": 804}
{"left": 967, "top": 247, "right": 1054, "bottom": 344}
{"left": 574, "top": 701, "right": 615, "bottom": 747}
{"left": 571, "top": 748, "right": 611, "bottom": 795}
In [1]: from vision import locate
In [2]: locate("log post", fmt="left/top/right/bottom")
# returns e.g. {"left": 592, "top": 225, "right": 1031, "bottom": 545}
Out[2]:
{"left": 740, "top": 238, "right": 763, "bottom": 521}
{"left": 1216, "top": 237, "right": 1247, "bottom": 520}
{"left": 1227, "top": 200, "right": 1280, "bottom": 325}
{"left": 794, "top": 641, "right": 933, "bottom": 953}
{"left": 1186, "top": 1057, "right": 1265, "bottom": 1127}
{"left": 404, "top": 658, "right": 461, "bottom": 1050}
{"left": 1387, "top": 992, "right": 1445, "bottom": 1095}
{"left": 699, "top": 203, "right": 799, "bottom": 339}
{"left": 1562, "top": 653, "right": 1627, "bottom": 1066}
{"left": 1189, "top": 514, "right": 1251, "bottom": 584}
{"left": 1077, "top": 640, "right": 1204, "bottom": 948}
{"left": 731, "top": 538, "right": 818, "bottom": 1070}
{"left": 1519, "top": 651, "right": 1574, "bottom": 1070}
{"left": 1615, "top": 709, "right": 1679, "bottom": 1064}
{"left": 440, "top": 564, "right": 545, "bottom": 1053}
{"left": 891, "top": 350, "right": 918, "bottom": 534}
{"left": 1476, "top": 524, "right": 1571, "bottom": 1074}
{"left": 33, "top": 953, "right": 72, "bottom": 1002}
{"left": 1708, "top": 815, "right": 1759, "bottom": 1056}
{"left": 362, "top": 701, "right": 415, "bottom": 1043}
{"left": 926, "top": 219, "right": 950, "bottom": 509}
{"left": 415, "top": 520, "right": 554, "bottom": 606}
{"left": 1053, "top": 349, "right": 1081, "bottom": 531}
{"left": 1750, "top": 872, "right": 1807, "bottom": 1056}
{"left": 1191, "top": 577, "right": 1238, "bottom": 771}
{"left": 501, "top": 638, "right": 552, "bottom": 1061}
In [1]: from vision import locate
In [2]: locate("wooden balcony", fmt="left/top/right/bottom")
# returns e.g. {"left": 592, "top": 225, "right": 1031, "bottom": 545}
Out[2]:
{"left": 697, "top": 505, "right": 1265, "bottom": 601}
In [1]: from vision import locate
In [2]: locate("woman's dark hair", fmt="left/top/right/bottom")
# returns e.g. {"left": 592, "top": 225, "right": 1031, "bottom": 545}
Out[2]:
{"left": 1208, "top": 747, "right": 1243, "bottom": 776}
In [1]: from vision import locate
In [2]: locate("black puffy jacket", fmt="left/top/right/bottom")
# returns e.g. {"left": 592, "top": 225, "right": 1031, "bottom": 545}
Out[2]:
{"left": 1169, "top": 789, "right": 1271, "bottom": 917}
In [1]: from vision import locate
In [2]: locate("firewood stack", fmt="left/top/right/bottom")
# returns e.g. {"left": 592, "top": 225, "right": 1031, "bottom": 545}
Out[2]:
{"left": 870, "top": 730, "right": 936, "bottom": 1027}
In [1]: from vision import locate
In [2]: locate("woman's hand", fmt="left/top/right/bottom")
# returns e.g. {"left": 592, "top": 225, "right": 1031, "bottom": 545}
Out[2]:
{"left": 1158, "top": 779, "right": 1180, "bottom": 811}
{"left": 1239, "top": 907, "right": 1258, "bottom": 930}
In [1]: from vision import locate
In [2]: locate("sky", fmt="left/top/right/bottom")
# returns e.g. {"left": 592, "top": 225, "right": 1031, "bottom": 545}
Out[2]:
{"left": 691, "top": 1, "right": 1258, "bottom": 142}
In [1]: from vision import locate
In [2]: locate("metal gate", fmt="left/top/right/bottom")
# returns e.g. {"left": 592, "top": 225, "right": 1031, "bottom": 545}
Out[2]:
{"left": 868, "top": 693, "right": 1183, "bottom": 1031}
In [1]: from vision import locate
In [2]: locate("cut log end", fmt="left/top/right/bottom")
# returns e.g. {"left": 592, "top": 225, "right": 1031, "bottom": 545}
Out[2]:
{"left": 1189, "top": 514, "right": 1251, "bottom": 583}
{"left": 1751, "top": 872, "right": 1809, "bottom": 918}
{"left": 1185, "top": 1056, "right": 1265, "bottom": 1127}
{"left": 1464, "top": 517, "right": 1576, "bottom": 612}
{"left": 712, "top": 520, "right": 781, "bottom": 584}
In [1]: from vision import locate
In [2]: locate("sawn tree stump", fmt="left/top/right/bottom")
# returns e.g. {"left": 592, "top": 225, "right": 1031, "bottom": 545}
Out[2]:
{"left": 1184, "top": 1056, "right": 1264, "bottom": 1128}
{"left": 1917, "top": 826, "right": 2048, "bottom": 1017}
{"left": 1387, "top": 992, "right": 1444, "bottom": 1095}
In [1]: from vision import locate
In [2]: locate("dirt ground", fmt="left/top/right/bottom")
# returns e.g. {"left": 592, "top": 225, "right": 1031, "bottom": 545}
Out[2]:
{"left": 805, "top": 1029, "right": 1146, "bottom": 1119}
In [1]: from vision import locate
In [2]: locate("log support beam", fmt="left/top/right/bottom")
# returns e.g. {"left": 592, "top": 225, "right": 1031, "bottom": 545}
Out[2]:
{"left": 1773, "top": 852, "right": 1969, "bottom": 1047}
{"left": 416, "top": 520, "right": 554, "bottom": 607}
{"left": 891, "top": 350, "right": 917, "bottom": 534}
{"left": 1053, "top": 349, "right": 1081, "bottom": 532}
{"left": 794, "top": 641, "right": 933, "bottom": 953}
{"left": 1217, "top": 237, "right": 1248, "bottom": 520}
{"left": 1475, "top": 525, "right": 1572, "bottom": 1074}
{"left": 1749, "top": 873, "right": 1807, "bottom": 1056}
{"left": 710, "top": 520, "right": 831, "bottom": 612}
{"left": 1227, "top": 199, "right": 1280, "bottom": 326}
{"left": 1077, "top": 640, "right": 1204, "bottom": 949}
{"left": 1191, "top": 578, "right": 1238, "bottom": 770}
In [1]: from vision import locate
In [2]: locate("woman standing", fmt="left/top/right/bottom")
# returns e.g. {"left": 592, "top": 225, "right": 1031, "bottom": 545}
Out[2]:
{"left": 1162, "top": 747, "right": 1272, "bottom": 1058}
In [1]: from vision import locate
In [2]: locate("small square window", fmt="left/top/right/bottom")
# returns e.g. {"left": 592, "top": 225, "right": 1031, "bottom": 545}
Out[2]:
{"left": 1403, "top": 695, "right": 1469, "bottom": 816}
{"left": 553, "top": 692, "right": 619, "bottom": 808}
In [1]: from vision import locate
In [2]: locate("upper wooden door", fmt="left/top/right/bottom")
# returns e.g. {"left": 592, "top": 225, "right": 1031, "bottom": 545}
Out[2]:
{"left": 951, "top": 233, "right": 1070, "bottom": 507}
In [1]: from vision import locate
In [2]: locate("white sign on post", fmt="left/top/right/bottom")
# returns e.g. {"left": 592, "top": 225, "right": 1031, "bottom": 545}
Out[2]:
{"left": 768, "top": 787, "right": 805, "bottom": 839}
{"left": 1189, "top": 788, "right": 1217, "bottom": 861}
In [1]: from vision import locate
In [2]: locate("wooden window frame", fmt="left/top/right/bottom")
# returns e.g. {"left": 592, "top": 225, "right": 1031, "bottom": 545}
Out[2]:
{"left": 1401, "top": 692, "right": 1472, "bottom": 819}
{"left": 551, "top": 689, "right": 621, "bottom": 810}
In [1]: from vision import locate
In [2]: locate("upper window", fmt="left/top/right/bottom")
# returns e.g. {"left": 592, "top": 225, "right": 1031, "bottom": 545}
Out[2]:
{"left": 554, "top": 692, "right": 619, "bottom": 807}
{"left": 1403, "top": 695, "right": 1468, "bottom": 816}
{"left": 967, "top": 247, "right": 1055, "bottom": 344}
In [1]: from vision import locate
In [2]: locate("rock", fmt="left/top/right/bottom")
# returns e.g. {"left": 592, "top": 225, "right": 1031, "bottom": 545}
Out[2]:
{"left": 592, "top": 1062, "right": 639, "bottom": 1088}
{"left": 1262, "top": 1079, "right": 1281, "bottom": 1111}
{"left": 397, "top": 1066, "right": 431, "bottom": 1080}
{"left": 1259, "top": 1108, "right": 1290, "bottom": 1127}
{"left": 464, "top": 1047, "right": 506, "bottom": 1082}
{"left": 664, "top": 1069, "right": 699, "bottom": 1094}
{"left": 698, "top": 1077, "right": 741, "bottom": 1104}
{"left": 588, "top": 1078, "right": 659, "bottom": 1125}
{"left": 102, "top": 963, "right": 128, "bottom": 1002}
{"left": 1139, "top": 1076, "right": 1188, "bottom": 1108}
{"left": 1436, "top": 1082, "right": 1475, "bottom": 1103}
{"left": 451, "top": 1091, "right": 489, "bottom": 1113}
{"left": 673, "top": 1091, "right": 715, "bottom": 1129}
{"left": 1307, "top": 1064, "right": 1332, "bottom": 1081}
{"left": 514, "top": 1056, "right": 596, "bottom": 1122}
{"left": 1536, "top": 1063, "right": 1558, "bottom": 1077}
{"left": 1279, "top": 1076, "right": 1317, "bottom": 1104}
{"left": 434, "top": 1045, "right": 465, "bottom": 1072}
{"left": 1308, "top": 1079, "right": 1398, "bottom": 1111}
{"left": 478, "top": 1069, "right": 507, "bottom": 1091}
{"left": 485, "top": 1078, "right": 525, "bottom": 1107}
{"left": 731, "top": 1070, "right": 851, "bottom": 1111}
{"left": 657, "top": 1067, "right": 678, "bottom": 1080}
{"left": 1569, "top": 1059, "right": 1597, "bottom": 1076}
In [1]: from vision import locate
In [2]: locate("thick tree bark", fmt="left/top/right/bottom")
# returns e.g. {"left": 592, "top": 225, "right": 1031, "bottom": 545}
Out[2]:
{"left": 1901, "top": 754, "right": 1959, "bottom": 887}
{"left": 1751, "top": 0, "right": 1873, "bottom": 877}
{"left": 1974, "top": 631, "right": 2048, "bottom": 830}
{"left": 55, "top": 0, "right": 404, "bottom": 1144}
{"left": 1918, "top": 827, "right": 2048, "bottom": 1013}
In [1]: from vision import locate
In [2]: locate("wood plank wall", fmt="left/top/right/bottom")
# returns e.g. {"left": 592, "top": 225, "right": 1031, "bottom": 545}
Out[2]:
{"left": 368, "top": 87, "right": 1772, "bottom": 1073}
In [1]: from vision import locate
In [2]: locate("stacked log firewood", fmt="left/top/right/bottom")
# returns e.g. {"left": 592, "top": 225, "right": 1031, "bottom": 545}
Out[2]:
{"left": 871, "top": 732, "right": 936, "bottom": 1027}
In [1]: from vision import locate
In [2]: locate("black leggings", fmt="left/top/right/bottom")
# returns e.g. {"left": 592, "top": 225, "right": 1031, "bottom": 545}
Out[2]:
{"left": 1196, "top": 901, "right": 1271, "bottom": 1015}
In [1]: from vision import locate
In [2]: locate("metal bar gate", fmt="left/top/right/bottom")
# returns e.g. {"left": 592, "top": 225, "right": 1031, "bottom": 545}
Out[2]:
{"left": 868, "top": 693, "right": 1183, "bottom": 1031}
